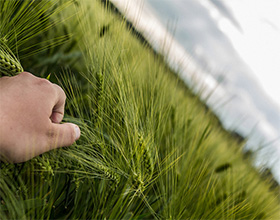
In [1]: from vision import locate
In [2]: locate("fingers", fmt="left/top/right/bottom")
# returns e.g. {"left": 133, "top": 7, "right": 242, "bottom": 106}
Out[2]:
{"left": 50, "top": 84, "right": 66, "bottom": 123}
{"left": 17, "top": 72, "right": 66, "bottom": 124}
{"left": 46, "top": 123, "right": 80, "bottom": 150}
{"left": 17, "top": 123, "right": 80, "bottom": 162}
{"left": 50, "top": 112, "right": 64, "bottom": 123}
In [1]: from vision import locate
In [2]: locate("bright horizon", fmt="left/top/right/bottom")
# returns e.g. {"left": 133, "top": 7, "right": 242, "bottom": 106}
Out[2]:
{"left": 217, "top": 0, "right": 280, "bottom": 108}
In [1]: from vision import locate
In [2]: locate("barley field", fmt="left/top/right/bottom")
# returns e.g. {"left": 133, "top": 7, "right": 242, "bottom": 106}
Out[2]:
{"left": 0, "top": 1, "right": 279, "bottom": 219}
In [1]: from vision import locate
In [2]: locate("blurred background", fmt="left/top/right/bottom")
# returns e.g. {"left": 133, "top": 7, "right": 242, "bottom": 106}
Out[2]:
{"left": 111, "top": 0, "right": 280, "bottom": 183}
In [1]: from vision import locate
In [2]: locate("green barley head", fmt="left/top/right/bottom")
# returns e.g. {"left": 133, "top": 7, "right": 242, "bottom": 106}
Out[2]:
{"left": 0, "top": 39, "right": 23, "bottom": 76}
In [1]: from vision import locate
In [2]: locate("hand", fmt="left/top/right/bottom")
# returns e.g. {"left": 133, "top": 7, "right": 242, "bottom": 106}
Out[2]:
{"left": 0, "top": 72, "right": 80, "bottom": 163}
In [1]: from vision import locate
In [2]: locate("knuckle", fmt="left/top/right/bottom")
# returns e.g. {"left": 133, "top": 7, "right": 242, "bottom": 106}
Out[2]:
{"left": 36, "top": 77, "right": 52, "bottom": 87}
{"left": 18, "top": 71, "right": 31, "bottom": 77}
{"left": 53, "top": 84, "right": 66, "bottom": 100}
{"left": 45, "top": 126, "right": 57, "bottom": 144}
{"left": 20, "top": 71, "right": 35, "bottom": 77}
{"left": 46, "top": 127, "right": 56, "bottom": 139}
{"left": 17, "top": 71, "right": 33, "bottom": 79}
{"left": 62, "top": 89, "right": 66, "bottom": 100}
{"left": 35, "top": 78, "right": 56, "bottom": 95}
{"left": 60, "top": 87, "right": 66, "bottom": 101}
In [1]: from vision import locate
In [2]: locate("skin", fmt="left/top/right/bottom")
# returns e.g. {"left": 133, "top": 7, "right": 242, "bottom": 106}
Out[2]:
{"left": 0, "top": 72, "right": 80, "bottom": 163}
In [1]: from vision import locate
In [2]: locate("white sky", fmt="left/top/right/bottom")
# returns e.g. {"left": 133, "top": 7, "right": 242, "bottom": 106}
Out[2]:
{"left": 218, "top": 0, "right": 280, "bottom": 107}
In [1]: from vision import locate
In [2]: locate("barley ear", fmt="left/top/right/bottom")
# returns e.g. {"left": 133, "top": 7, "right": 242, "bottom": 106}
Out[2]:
{"left": 138, "top": 133, "right": 154, "bottom": 180}
{"left": 97, "top": 163, "right": 120, "bottom": 191}
{"left": 0, "top": 39, "right": 23, "bottom": 76}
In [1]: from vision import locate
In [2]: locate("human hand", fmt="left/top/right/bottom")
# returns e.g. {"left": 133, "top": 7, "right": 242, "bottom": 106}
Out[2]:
{"left": 0, "top": 72, "right": 80, "bottom": 163}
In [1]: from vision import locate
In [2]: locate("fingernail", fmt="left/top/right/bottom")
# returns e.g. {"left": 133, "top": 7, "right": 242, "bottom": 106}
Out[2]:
{"left": 75, "top": 125, "right": 81, "bottom": 141}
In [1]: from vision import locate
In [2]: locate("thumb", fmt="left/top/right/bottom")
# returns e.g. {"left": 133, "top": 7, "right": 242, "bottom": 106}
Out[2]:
{"left": 48, "top": 123, "right": 80, "bottom": 149}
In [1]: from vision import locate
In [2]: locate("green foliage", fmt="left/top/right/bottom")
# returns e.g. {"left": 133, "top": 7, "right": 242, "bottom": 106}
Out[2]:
{"left": 0, "top": 0, "right": 72, "bottom": 76}
{"left": 0, "top": 0, "right": 279, "bottom": 219}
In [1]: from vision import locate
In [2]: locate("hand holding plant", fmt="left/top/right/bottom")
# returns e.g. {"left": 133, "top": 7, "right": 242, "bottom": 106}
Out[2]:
{"left": 0, "top": 72, "right": 80, "bottom": 163}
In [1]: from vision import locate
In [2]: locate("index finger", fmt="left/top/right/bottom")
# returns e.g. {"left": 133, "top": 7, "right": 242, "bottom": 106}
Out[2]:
{"left": 50, "top": 83, "right": 66, "bottom": 123}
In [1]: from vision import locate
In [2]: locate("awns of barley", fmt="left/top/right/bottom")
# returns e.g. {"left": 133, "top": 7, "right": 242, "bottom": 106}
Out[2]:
{"left": 94, "top": 71, "right": 104, "bottom": 124}
{"left": 97, "top": 72, "right": 104, "bottom": 104}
